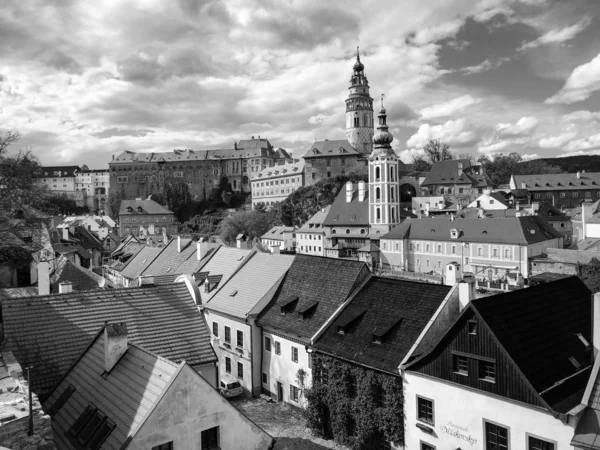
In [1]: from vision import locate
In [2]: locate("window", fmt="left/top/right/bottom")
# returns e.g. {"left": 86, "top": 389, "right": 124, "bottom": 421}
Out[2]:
{"left": 492, "top": 248, "right": 498, "bottom": 258}
{"left": 224, "top": 326, "right": 231, "bottom": 344}
{"left": 560, "top": 192, "right": 566, "bottom": 198}
{"left": 453, "top": 354, "right": 468, "bottom": 375}
{"left": 586, "top": 191, "right": 592, "bottom": 198}
{"left": 237, "top": 330, "right": 244, "bottom": 348}
{"left": 275, "top": 341, "right": 281, "bottom": 355}
{"left": 201, "top": 426, "right": 219, "bottom": 450}
{"left": 290, "top": 385, "right": 299, "bottom": 402}
{"left": 573, "top": 192, "right": 579, "bottom": 198}
{"left": 292, "top": 346, "right": 299, "bottom": 363}
{"left": 212, "top": 322, "right": 218, "bottom": 337}
{"left": 451, "top": 245, "right": 456, "bottom": 254}
{"left": 459, "top": 188, "right": 464, "bottom": 194}
{"left": 468, "top": 321, "right": 477, "bottom": 335}
{"left": 152, "top": 443, "right": 173, "bottom": 450}
{"left": 485, "top": 421, "right": 509, "bottom": 450}
{"left": 421, "top": 443, "right": 436, "bottom": 450}
{"left": 67, "top": 405, "right": 116, "bottom": 450}
{"left": 528, "top": 435, "right": 555, "bottom": 450}
{"left": 437, "top": 245, "right": 442, "bottom": 253}
{"left": 479, "top": 360, "right": 496, "bottom": 382}
{"left": 265, "top": 336, "right": 271, "bottom": 351}
{"left": 534, "top": 193, "right": 541, "bottom": 199}
{"left": 237, "top": 362, "right": 244, "bottom": 379}
{"left": 262, "top": 372, "right": 268, "bottom": 384}
{"left": 417, "top": 396, "right": 434, "bottom": 425}
{"left": 225, "top": 357, "right": 231, "bottom": 374}
{"left": 478, "top": 247, "right": 483, "bottom": 256}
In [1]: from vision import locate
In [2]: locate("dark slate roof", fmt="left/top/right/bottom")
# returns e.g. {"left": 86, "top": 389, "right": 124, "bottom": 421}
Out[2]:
{"left": 40, "top": 166, "right": 80, "bottom": 178}
{"left": 513, "top": 173, "right": 600, "bottom": 192}
{"left": 471, "top": 276, "right": 592, "bottom": 412}
{"left": 537, "top": 201, "right": 570, "bottom": 222}
{"left": 323, "top": 183, "right": 369, "bottom": 227}
{"left": 313, "top": 277, "right": 451, "bottom": 374}
{"left": 141, "top": 237, "right": 195, "bottom": 276}
{"left": 302, "top": 140, "right": 359, "bottom": 159}
{"left": 50, "top": 257, "right": 110, "bottom": 292}
{"left": 119, "top": 199, "right": 174, "bottom": 215}
{"left": 257, "top": 255, "right": 368, "bottom": 339}
{"left": 381, "top": 216, "right": 562, "bottom": 245}
{"left": 2, "top": 283, "right": 217, "bottom": 394}
{"left": 422, "top": 160, "right": 493, "bottom": 188}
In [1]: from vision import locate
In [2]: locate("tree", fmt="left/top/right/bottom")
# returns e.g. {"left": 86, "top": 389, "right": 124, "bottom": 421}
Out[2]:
{"left": 38, "top": 193, "right": 88, "bottom": 216}
{"left": 218, "top": 210, "right": 271, "bottom": 245}
{"left": 478, "top": 152, "right": 563, "bottom": 186}
{"left": 410, "top": 154, "right": 431, "bottom": 172}
{"left": 423, "top": 139, "right": 453, "bottom": 164}
{"left": 456, "top": 152, "right": 477, "bottom": 165}
{"left": 580, "top": 258, "right": 600, "bottom": 294}
{"left": 106, "top": 191, "right": 122, "bottom": 220}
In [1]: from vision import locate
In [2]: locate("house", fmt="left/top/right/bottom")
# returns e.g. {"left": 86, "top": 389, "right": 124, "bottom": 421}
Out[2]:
{"left": 57, "top": 215, "right": 116, "bottom": 240}
{"left": 534, "top": 201, "right": 573, "bottom": 247}
{"left": 309, "top": 276, "right": 455, "bottom": 449}
{"left": 251, "top": 161, "right": 305, "bottom": 208}
{"left": 43, "top": 323, "right": 274, "bottom": 450}
{"left": 467, "top": 189, "right": 510, "bottom": 210}
{"left": 257, "top": 256, "right": 370, "bottom": 406}
{"left": 103, "top": 237, "right": 147, "bottom": 286}
{"left": 118, "top": 199, "right": 178, "bottom": 238}
{"left": 302, "top": 140, "right": 368, "bottom": 185}
{"left": 411, "top": 196, "right": 447, "bottom": 215}
{"left": 402, "top": 276, "right": 594, "bottom": 450}
{"left": 117, "top": 245, "right": 163, "bottom": 287}
{"left": 421, "top": 159, "right": 494, "bottom": 206}
{"left": 74, "top": 167, "right": 110, "bottom": 211}
{"left": 261, "top": 226, "right": 296, "bottom": 252}
{"left": 507, "top": 188, "right": 531, "bottom": 207}
{"left": 379, "top": 215, "right": 563, "bottom": 279}
{"left": 58, "top": 225, "right": 104, "bottom": 268}
{"left": 39, "top": 165, "right": 86, "bottom": 206}
{"left": 296, "top": 206, "right": 330, "bottom": 256}
{"left": 1, "top": 280, "right": 217, "bottom": 396}
{"left": 511, "top": 171, "right": 600, "bottom": 208}
{"left": 203, "top": 252, "right": 295, "bottom": 397}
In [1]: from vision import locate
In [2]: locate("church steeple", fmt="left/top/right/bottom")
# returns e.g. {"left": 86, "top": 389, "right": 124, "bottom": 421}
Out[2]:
{"left": 345, "top": 47, "right": 374, "bottom": 155}
{"left": 369, "top": 94, "right": 400, "bottom": 235}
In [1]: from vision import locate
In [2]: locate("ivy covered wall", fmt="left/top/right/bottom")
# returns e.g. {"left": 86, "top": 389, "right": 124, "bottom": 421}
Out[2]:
{"left": 304, "top": 353, "right": 404, "bottom": 450}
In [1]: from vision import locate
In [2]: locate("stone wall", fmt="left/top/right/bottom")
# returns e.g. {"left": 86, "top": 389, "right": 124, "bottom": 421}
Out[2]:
{"left": 546, "top": 247, "right": 600, "bottom": 264}
{"left": 304, "top": 155, "right": 368, "bottom": 186}
{"left": 529, "top": 259, "right": 578, "bottom": 277}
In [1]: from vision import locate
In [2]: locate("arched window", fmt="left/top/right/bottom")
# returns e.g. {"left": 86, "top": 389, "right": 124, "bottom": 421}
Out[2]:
{"left": 390, "top": 187, "right": 394, "bottom": 201}
{"left": 376, "top": 208, "right": 381, "bottom": 222}
{"left": 360, "top": 229, "right": 366, "bottom": 234}
{"left": 391, "top": 207, "right": 396, "bottom": 222}
{"left": 354, "top": 115, "right": 360, "bottom": 127}
{"left": 375, "top": 167, "right": 380, "bottom": 180}
{"left": 345, "top": 229, "right": 350, "bottom": 234}
{"left": 332, "top": 229, "right": 337, "bottom": 234}
{"left": 376, "top": 187, "right": 381, "bottom": 201}
{"left": 390, "top": 166, "right": 395, "bottom": 182}
{"left": 364, "top": 114, "right": 369, "bottom": 127}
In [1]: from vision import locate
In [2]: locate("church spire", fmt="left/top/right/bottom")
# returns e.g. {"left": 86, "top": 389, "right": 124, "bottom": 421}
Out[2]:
{"left": 345, "top": 47, "right": 373, "bottom": 154}
{"left": 372, "top": 93, "right": 394, "bottom": 155}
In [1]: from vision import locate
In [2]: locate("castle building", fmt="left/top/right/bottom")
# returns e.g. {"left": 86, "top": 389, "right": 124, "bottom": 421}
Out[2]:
{"left": 75, "top": 166, "right": 110, "bottom": 212}
{"left": 345, "top": 48, "right": 374, "bottom": 155}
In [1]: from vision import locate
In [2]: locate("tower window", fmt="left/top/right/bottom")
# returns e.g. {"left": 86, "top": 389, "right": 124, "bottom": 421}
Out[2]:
{"left": 376, "top": 187, "right": 381, "bottom": 201}
{"left": 376, "top": 208, "right": 381, "bottom": 222}
{"left": 390, "top": 187, "right": 394, "bottom": 201}
{"left": 354, "top": 116, "right": 359, "bottom": 127}
{"left": 391, "top": 207, "right": 395, "bottom": 222}
{"left": 375, "top": 167, "right": 380, "bottom": 180}
{"left": 364, "top": 114, "right": 369, "bottom": 127}
{"left": 390, "top": 166, "right": 395, "bottom": 182}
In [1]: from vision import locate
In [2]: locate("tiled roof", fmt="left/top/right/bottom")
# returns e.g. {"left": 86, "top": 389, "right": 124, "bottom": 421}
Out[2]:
{"left": 323, "top": 183, "right": 369, "bottom": 227}
{"left": 107, "top": 242, "right": 147, "bottom": 272}
{"left": 314, "top": 277, "right": 451, "bottom": 374}
{"left": 44, "top": 329, "right": 180, "bottom": 450}
{"left": 381, "top": 216, "right": 562, "bottom": 245}
{"left": 119, "top": 199, "right": 174, "bottom": 215}
{"left": 206, "top": 253, "right": 295, "bottom": 318}
{"left": 301, "top": 140, "right": 359, "bottom": 159}
{"left": 2, "top": 283, "right": 216, "bottom": 394}
{"left": 471, "top": 276, "right": 592, "bottom": 412}
{"left": 537, "top": 201, "right": 570, "bottom": 222}
{"left": 40, "top": 166, "right": 80, "bottom": 178}
{"left": 252, "top": 161, "right": 304, "bottom": 181}
{"left": 119, "top": 246, "right": 163, "bottom": 280}
{"left": 140, "top": 238, "right": 195, "bottom": 276}
{"left": 257, "top": 256, "right": 368, "bottom": 339}
{"left": 53, "top": 243, "right": 92, "bottom": 259}
{"left": 297, "top": 206, "right": 331, "bottom": 233}
{"left": 422, "top": 160, "right": 485, "bottom": 186}
{"left": 50, "top": 256, "right": 111, "bottom": 292}
{"left": 513, "top": 173, "right": 600, "bottom": 191}
{"left": 261, "top": 226, "right": 295, "bottom": 240}
{"left": 574, "top": 238, "right": 600, "bottom": 251}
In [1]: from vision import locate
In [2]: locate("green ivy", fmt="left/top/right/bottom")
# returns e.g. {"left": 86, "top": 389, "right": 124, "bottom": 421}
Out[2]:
{"left": 304, "top": 354, "right": 404, "bottom": 449}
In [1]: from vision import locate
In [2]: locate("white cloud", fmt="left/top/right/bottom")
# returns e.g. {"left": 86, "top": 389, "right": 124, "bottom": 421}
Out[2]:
{"left": 518, "top": 17, "right": 591, "bottom": 51}
{"left": 562, "top": 110, "right": 600, "bottom": 122}
{"left": 565, "top": 133, "right": 600, "bottom": 152}
{"left": 406, "top": 118, "right": 479, "bottom": 149}
{"left": 477, "top": 140, "right": 512, "bottom": 153}
{"left": 308, "top": 114, "right": 325, "bottom": 125}
{"left": 495, "top": 116, "right": 539, "bottom": 137}
{"left": 459, "top": 57, "right": 511, "bottom": 75}
{"left": 398, "top": 148, "right": 425, "bottom": 164}
{"left": 409, "top": 19, "right": 465, "bottom": 45}
{"left": 419, "top": 95, "right": 481, "bottom": 120}
{"left": 545, "top": 53, "right": 600, "bottom": 104}
{"left": 538, "top": 132, "right": 576, "bottom": 149}
{"left": 521, "top": 153, "right": 539, "bottom": 161}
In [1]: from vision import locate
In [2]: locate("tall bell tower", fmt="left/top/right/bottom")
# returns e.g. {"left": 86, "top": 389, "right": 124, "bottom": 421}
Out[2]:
{"left": 369, "top": 95, "right": 400, "bottom": 236}
{"left": 345, "top": 47, "right": 374, "bottom": 155}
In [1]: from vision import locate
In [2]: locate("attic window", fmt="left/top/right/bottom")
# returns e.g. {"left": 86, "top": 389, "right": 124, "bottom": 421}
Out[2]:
{"left": 67, "top": 405, "right": 116, "bottom": 449}
{"left": 450, "top": 229, "right": 459, "bottom": 239}
{"left": 372, "top": 335, "right": 381, "bottom": 345}
{"left": 166, "top": 268, "right": 171, "bottom": 272}
{"left": 568, "top": 356, "right": 582, "bottom": 369}
{"left": 431, "top": 228, "right": 435, "bottom": 233}
{"left": 126, "top": 206, "right": 133, "bottom": 213}
{"left": 280, "top": 297, "right": 299, "bottom": 315}
{"left": 230, "top": 290, "right": 238, "bottom": 297}
{"left": 337, "top": 325, "right": 345, "bottom": 335}
{"left": 482, "top": 231, "right": 488, "bottom": 235}
{"left": 468, "top": 321, "right": 477, "bottom": 335}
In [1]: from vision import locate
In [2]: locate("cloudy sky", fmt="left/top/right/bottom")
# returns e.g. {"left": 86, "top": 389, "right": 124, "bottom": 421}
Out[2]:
{"left": 2, "top": 0, "right": 600, "bottom": 168}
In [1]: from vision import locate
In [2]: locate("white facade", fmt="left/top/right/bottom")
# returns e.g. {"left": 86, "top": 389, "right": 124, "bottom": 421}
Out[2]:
{"left": 412, "top": 196, "right": 446, "bottom": 214}
{"left": 261, "top": 227, "right": 296, "bottom": 252}
{"left": 251, "top": 162, "right": 305, "bottom": 209}
{"left": 296, "top": 232, "right": 325, "bottom": 256}
{"left": 404, "top": 370, "right": 577, "bottom": 450}
{"left": 467, "top": 190, "right": 509, "bottom": 210}
{"left": 261, "top": 330, "right": 312, "bottom": 408}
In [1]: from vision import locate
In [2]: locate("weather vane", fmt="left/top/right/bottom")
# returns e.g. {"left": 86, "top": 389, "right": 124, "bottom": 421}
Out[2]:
{"left": 381, "top": 93, "right": 385, "bottom": 108}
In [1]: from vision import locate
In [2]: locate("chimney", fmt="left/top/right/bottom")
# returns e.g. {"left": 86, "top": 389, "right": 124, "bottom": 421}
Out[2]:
{"left": 197, "top": 240, "right": 210, "bottom": 260}
{"left": 62, "top": 227, "right": 69, "bottom": 241}
{"left": 532, "top": 202, "right": 539, "bottom": 215}
{"left": 593, "top": 293, "right": 600, "bottom": 359}
{"left": 38, "top": 261, "right": 50, "bottom": 296}
{"left": 521, "top": 181, "right": 526, "bottom": 189}
{"left": 104, "top": 323, "right": 128, "bottom": 373}
{"left": 457, "top": 162, "right": 463, "bottom": 177}
{"left": 478, "top": 208, "right": 485, "bottom": 218}
{"left": 583, "top": 203, "right": 588, "bottom": 240}
{"left": 346, "top": 181, "right": 353, "bottom": 203}
{"left": 139, "top": 275, "right": 155, "bottom": 286}
{"left": 458, "top": 277, "right": 476, "bottom": 312}
{"left": 577, "top": 171, "right": 581, "bottom": 179}
{"left": 59, "top": 281, "right": 73, "bottom": 294}
{"left": 483, "top": 189, "right": 491, "bottom": 196}
{"left": 358, "top": 181, "right": 366, "bottom": 202}
{"left": 177, "top": 235, "right": 182, "bottom": 253}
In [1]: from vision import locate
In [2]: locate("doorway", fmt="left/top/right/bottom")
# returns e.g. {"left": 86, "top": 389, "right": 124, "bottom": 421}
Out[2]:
{"left": 277, "top": 381, "right": 283, "bottom": 402}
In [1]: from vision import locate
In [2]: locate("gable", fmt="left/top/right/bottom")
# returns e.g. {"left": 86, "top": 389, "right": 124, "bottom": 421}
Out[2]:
{"left": 408, "top": 307, "right": 546, "bottom": 409}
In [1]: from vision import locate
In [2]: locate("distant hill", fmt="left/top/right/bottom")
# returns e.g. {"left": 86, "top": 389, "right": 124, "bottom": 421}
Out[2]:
{"left": 537, "top": 155, "right": 600, "bottom": 173}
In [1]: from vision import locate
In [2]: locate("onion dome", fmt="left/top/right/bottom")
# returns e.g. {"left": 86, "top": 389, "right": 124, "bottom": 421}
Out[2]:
{"left": 353, "top": 46, "right": 364, "bottom": 72}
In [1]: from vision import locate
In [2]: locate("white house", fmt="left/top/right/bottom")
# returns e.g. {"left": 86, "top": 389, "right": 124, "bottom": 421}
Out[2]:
{"left": 202, "top": 252, "right": 295, "bottom": 397}
{"left": 467, "top": 189, "right": 510, "bottom": 210}
{"left": 261, "top": 226, "right": 296, "bottom": 252}
{"left": 296, "top": 206, "right": 330, "bottom": 257}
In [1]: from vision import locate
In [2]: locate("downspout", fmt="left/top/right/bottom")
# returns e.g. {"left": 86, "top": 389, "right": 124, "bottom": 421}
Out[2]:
{"left": 246, "top": 315, "right": 255, "bottom": 396}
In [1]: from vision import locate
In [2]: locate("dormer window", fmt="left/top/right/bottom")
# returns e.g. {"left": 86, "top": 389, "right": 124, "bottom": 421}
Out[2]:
{"left": 126, "top": 206, "right": 133, "bottom": 213}
{"left": 450, "top": 228, "right": 459, "bottom": 239}
{"left": 137, "top": 206, "right": 143, "bottom": 212}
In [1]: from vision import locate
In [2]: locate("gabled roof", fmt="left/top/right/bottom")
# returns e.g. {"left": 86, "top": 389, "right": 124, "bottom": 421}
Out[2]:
{"left": 141, "top": 238, "right": 195, "bottom": 276}
{"left": 257, "top": 255, "right": 369, "bottom": 339}
{"left": 381, "top": 216, "right": 562, "bottom": 245}
{"left": 119, "top": 199, "right": 174, "bottom": 216}
{"left": 44, "top": 327, "right": 181, "bottom": 449}
{"left": 50, "top": 256, "right": 112, "bottom": 292}
{"left": 297, "top": 206, "right": 331, "bottom": 233}
{"left": 261, "top": 226, "right": 295, "bottom": 240}
{"left": 119, "top": 246, "right": 163, "bottom": 280}
{"left": 313, "top": 277, "right": 451, "bottom": 374}
{"left": 513, "top": 173, "right": 600, "bottom": 191}
{"left": 537, "top": 201, "right": 570, "bottom": 222}
{"left": 40, "top": 166, "right": 80, "bottom": 178}
{"left": 301, "top": 139, "right": 359, "bottom": 159}
{"left": 252, "top": 161, "right": 304, "bottom": 181}
{"left": 323, "top": 183, "right": 369, "bottom": 227}
{"left": 205, "top": 253, "right": 295, "bottom": 318}
{"left": 2, "top": 283, "right": 217, "bottom": 394}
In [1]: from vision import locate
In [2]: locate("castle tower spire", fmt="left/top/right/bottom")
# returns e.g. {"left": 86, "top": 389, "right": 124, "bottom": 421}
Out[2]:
{"left": 345, "top": 47, "right": 374, "bottom": 155}
{"left": 369, "top": 94, "right": 400, "bottom": 235}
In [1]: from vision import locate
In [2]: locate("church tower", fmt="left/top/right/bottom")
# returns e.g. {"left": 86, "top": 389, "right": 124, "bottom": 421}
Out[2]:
{"left": 345, "top": 47, "right": 374, "bottom": 155}
{"left": 369, "top": 96, "right": 400, "bottom": 236}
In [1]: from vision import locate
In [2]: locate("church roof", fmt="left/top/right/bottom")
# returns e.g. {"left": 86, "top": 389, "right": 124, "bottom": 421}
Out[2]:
{"left": 302, "top": 140, "right": 360, "bottom": 159}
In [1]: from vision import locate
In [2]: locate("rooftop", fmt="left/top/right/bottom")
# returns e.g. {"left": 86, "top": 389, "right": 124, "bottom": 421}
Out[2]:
{"left": 119, "top": 199, "right": 174, "bottom": 216}
{"left": 422, "top": 160, "right": 493, "bottom": 188}
{"left": 297, "top": 206, "right": 332, "bottom": 233}
{"left": 301, "top": 139, "right": 360, "bottom": 159}
{"left": 252, "top": 161, "right": 304, "bottom": 181}
{"left": 261, "top": 226, "right": 296, "bottom": 240}
{"left": 513, "top": 172, "right": 600, "bottom": 191}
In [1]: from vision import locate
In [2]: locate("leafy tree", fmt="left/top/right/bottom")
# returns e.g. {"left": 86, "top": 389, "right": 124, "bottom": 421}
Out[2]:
{"left": 580, "top": 258, "right": 600, "bottom": 294}
{"left": 423, "top": 139, "right": 453, "bottom": 163}
{"left": 106, "top": 191, "right": 122, "bottom": 220}
{"left": 254, "top": 202, "right": 267, "bottom": 213}
{"left": 410, "top": 154, "right": 431, "bottom": 172}
{"left": 221, "top": 191, "right": 233, "bottom": 207}
{"left": 218, "top": 210, "right": 271, "bottom": 245}
{"left": 39, "top": 193, "right": 89, "bottom": 216}
{"left": 478, "top": 152, "right": 563, "bottom": 186}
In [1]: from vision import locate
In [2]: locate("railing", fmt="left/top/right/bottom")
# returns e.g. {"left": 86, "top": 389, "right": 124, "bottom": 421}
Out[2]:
{"left": 376, "top": 269, "right": 443, "bottom": 284}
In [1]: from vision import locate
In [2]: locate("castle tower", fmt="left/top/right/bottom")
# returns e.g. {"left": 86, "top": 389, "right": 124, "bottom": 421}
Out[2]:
{"left": 369, "top": 96, "right": 400, "bottom": 235}
{"left": 345, "top": 47, "right": 374, "bottom": 155}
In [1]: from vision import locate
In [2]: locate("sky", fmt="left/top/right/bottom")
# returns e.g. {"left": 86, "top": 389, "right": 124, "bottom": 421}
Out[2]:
{"left": 2, "top": 0, "right": 600, "bottom": 168}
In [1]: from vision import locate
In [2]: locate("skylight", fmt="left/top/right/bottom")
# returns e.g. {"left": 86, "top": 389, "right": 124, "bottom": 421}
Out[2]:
{"left": 230, "top": 290, "right": 238, "bottom": 297}
{"left": 568, "top": 356, "right": 582, "bottom": 369}
{"left": 576, "top": 333, "right": 591, "bottom": 348}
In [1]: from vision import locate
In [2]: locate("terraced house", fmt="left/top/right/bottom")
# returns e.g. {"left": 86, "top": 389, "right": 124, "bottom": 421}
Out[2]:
{"left": 511, "top": 171, "right": 600, "bottom": 208}
{"left": 379, "top": 216, "right": 563, "bottom": 280}
{"left": 251, "top": 160, "right": 305, "bottom": 208}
